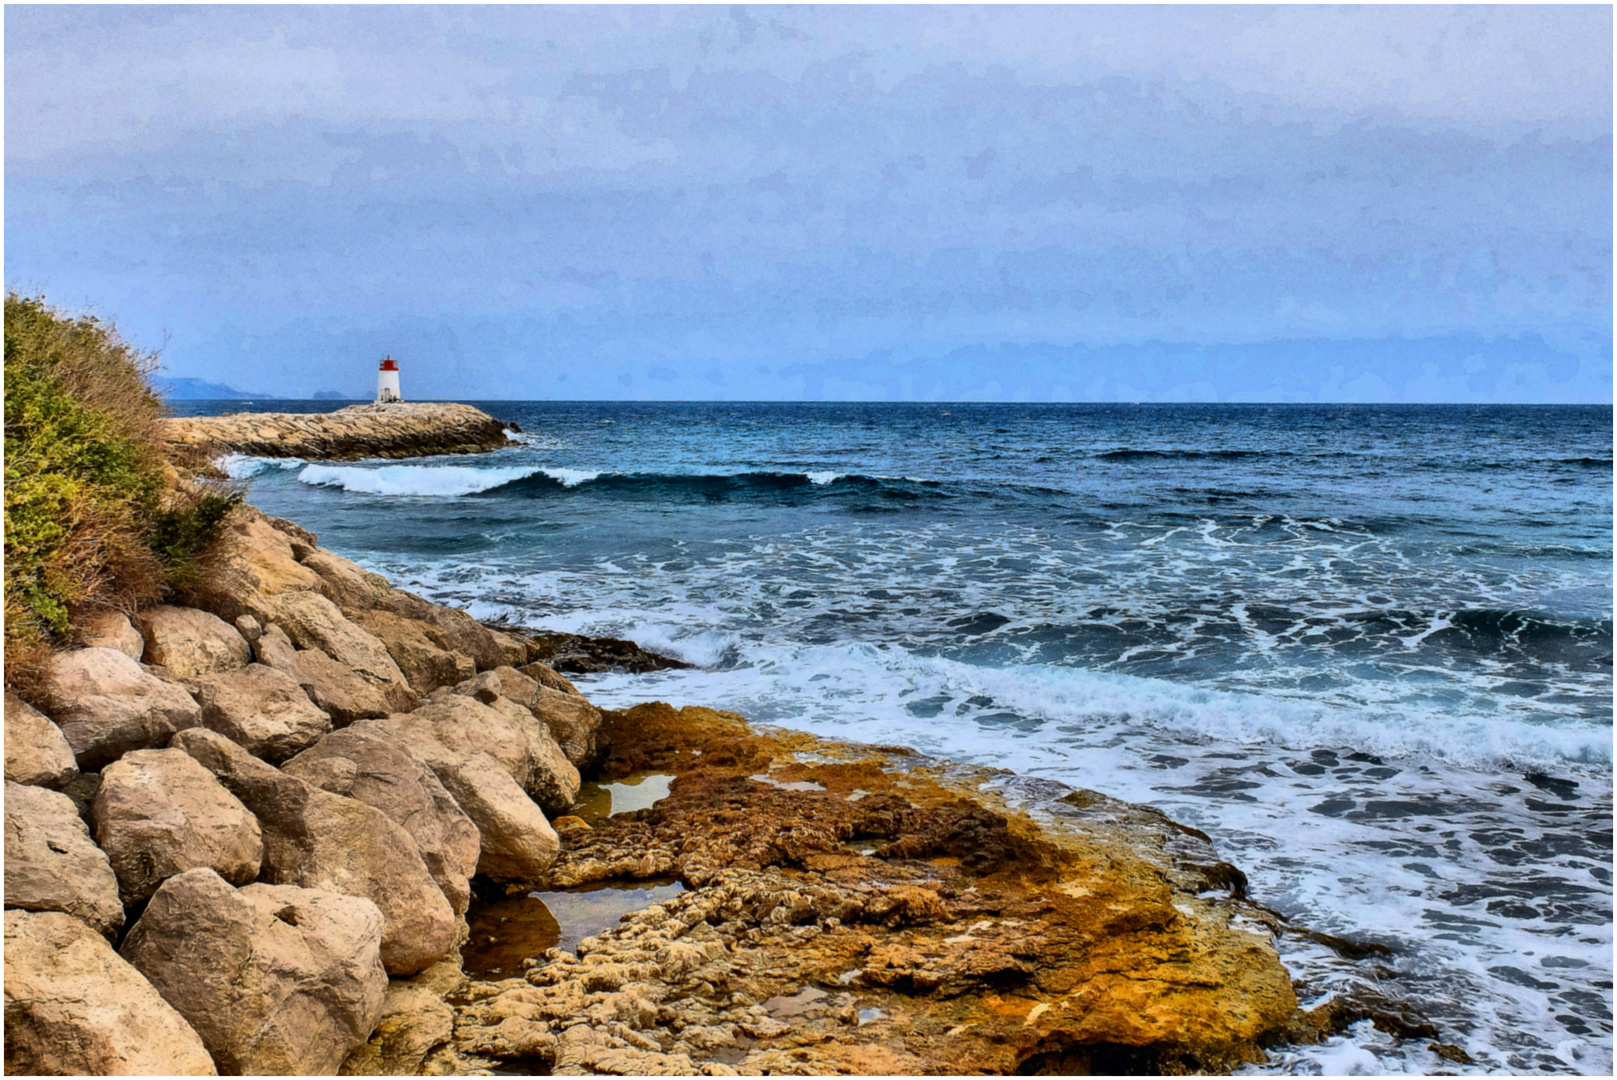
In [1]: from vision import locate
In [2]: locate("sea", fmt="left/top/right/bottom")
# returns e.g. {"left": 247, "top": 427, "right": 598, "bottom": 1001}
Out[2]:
{"left": 182, "top": 399, "right": 1613, "bottom": 1076}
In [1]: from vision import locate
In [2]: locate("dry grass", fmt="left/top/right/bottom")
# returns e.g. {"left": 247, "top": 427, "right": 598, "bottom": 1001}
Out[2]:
{"left": 4, "top": 293, "right": 240, "bottom": 696}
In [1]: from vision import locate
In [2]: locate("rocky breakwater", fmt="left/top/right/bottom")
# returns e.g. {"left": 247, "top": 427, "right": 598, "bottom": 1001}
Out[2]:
{"left": 163, "top": 402, "right": 515, "bottom": 460}
{"left": 4, "top": 502, "right": 602, "bottom": 1075}
{"left": 4, "top": 499, "right": 1438, "bottom": 1076}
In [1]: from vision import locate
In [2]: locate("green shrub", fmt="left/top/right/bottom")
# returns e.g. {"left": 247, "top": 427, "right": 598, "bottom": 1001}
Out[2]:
{"left": 4, "top": 293, "right": 238, "bottom": 692}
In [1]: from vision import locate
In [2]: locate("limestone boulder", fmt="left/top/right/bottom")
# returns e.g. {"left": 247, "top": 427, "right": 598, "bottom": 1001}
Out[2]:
{"left": 294, "top": 647, "right": 397, "bottom": 726}
{"left": 4, "top": 780, "right": 124, "bottom": 937}
{"left": 235, "top": 613, "right": 263, "bottom": 644}
{"left": 4, "top": 691, "right": 78, "bottom": 789}
{"left": 255, "top": 624, "right": 395, "bottom": 725}
{"left": 170, "top": 728, "right": 456, "bottom": 975}
{"left": 350, "top": 607, "right": 474, "bottom": 695}
{"left": 45, "top": 647, "right": 202, "bottom": 770}
{"left": 338, "top": 981, "right": 456, "bottom": 1076}
{"left": 185, "top": 511, "right": 326, "bottom": 624}
{"left": 92, "top": 748, "right": 263, "bottom": 905}
{"left": 370, "top": 586, "right": 525, "bottom": 670}
{"left": 121, "top": 869, "right": 387, "bottom": 1076}
{"left": 135, "top": 605, "right": 252, "bottom": 680}
{"left": 77, "top": 609, "right": 146, "bottom": 660}
{"left": 531, "top": 684, "right": 606, "bottom": 769}
{"left": 455, "top": 667, "right": 601, "bottom": 768}
{"left": 384, "top": 692, "right": 534, "bottom": 785}
{"left": 267, "top": 591, "right": 417, "bottom": 712}
{"left": 455, "top": 665, "right": 540, "bottom": 706}
{"left": 478, "top": 691, "right": 580, "bottom": 815}
{"left": 191, "top": 663, "right": 332, "bottom": 763}
{"left": 302, "top": 548, "right": 380, "bottom": 610}
{"left": 357, "top": 720, "right": 558, "bottom": 881}
{"left": 4, "top": 909, "right": 216, "bottom": 1076}
{"left": 252, "top": 621, "right": 301, "bottom": 669}
{"left": 284, "top": 726, "right": 481, "bottom": 914}
{"left": 519, "top": 659, "right": 584, "bottom": 697}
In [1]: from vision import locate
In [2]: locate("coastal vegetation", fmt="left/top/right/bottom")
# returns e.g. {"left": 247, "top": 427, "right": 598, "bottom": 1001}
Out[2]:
{"left": 3, "top": 294, "right": 236, "bottom": 696}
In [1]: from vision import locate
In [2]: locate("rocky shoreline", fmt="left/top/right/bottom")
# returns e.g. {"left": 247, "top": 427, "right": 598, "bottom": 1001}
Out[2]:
{"left": 5, "top": 491, "right": 1443, "bottom": 1074}
{"left": 163, "top": 402, "right": 516, "bottom": 460}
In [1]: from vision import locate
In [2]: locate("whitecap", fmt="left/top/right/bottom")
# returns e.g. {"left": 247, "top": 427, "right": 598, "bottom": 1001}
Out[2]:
{"left": 539, "top": 467, "right": 603, "bottom": 488}
{"left": 805, "top": 471, "right": 844, "bottom": 485}
{"left": 297, "top": 463, "right": 542, "bottom": 497}
{"left": 219, "top": 453, "right": 305, "bottom": 479}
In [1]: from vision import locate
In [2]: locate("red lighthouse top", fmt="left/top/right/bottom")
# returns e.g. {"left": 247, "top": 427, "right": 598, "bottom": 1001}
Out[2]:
{"left": 379, "top": 357, "right": 399, "bottom": 371}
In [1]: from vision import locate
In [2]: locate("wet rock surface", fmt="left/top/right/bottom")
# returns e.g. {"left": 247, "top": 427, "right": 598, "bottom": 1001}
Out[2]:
{"left": 410, "top": 703, "right": 1402, "bottom": 1077}
{"left": 164, "top": 402, "right": 514, "bottom": 460}
{"left": 515, "top": 630, "right": 692, "bottom": 675}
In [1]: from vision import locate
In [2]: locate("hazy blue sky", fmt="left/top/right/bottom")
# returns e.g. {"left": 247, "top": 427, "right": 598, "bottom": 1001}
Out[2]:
{"left": 5, "top": 4, "right": 1611, "bottom": 401}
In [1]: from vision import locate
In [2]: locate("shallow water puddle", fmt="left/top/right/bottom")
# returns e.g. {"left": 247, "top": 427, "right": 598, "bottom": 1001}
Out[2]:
{"left": 570, "top": 772, "right": 675, "bottom": 823}
{"left": 749, "top": 772, "right": 826, "bottom": 792}
{"left": 463, "top": 879, "right": 685, "bottom": 980}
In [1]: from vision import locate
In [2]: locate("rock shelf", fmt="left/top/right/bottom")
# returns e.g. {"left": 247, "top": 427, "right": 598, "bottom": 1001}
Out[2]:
{"left": 163, "top": 402, "right": 514, "bottom": 460}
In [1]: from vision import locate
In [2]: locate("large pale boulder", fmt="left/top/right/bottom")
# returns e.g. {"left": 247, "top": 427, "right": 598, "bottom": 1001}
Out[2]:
{"left": 357, "top": 720, "right": 558, "bottom": 881}
{"left": 255, "top": 624, "right": 395, "bottom": 725}
{"left": 135, "top": 605, "right": 252, "bottom": 680}
{"left": 5, "top": 909, "right": 216, "bottom": 1076}
{"left": 45, "top": 647, "right": 203, "bottom": 770}
{"left": 284, "top": 726, "right": 481, "bottom": 914}
{"left": 191, "top": 663, "right": 332, "bottom": 763}
{"left": 121, "top": 868, "right": 387, "bottom": 1076}
{"left": 266, "top": 591, "right": 417, "bottom": 712}
{"left": 350, "top": 607, "right": 474, "bottom": 695}
{"left": 4, "top": 780, "right": 124, "bottom": 937}
{"left": 481, "top": 692, "right": 580, "bottom": 815}
{"left": 455, "top": 665, "right": 539, "bottom": 705}
{"left": 369, "top": 586, "right": 525, "bottom": 670}
{"left": 4, "top": 691, "right": 78, "bottom": 789}
{"left": 170, "top": 729, "right": 456, "bottom": 975}
{"left": 380, "top": 692, "right": 533, "bottom": 787}
{"left": 531, "top": 684, "right": 606, "bottom": 769}
{"left": 185, "top": 511, "right": 326, "bottom": 623}
{"left": 302, "top": 548, "right": 380, "bottom": 610}
{"left": 78, "top": 609, "right": 146, "bottom": 660}
{"left": 519, "top": 659, "right": 584, "bottom": 697}
{"left": 452, "top": 673, "right": 589, "bottom": 804}
{"left": 92, "top": 748, "right": 263, "bottom": 905}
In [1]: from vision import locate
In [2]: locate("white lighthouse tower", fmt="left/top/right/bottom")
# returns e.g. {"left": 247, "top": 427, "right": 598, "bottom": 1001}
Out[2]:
{"left": 376, "top": 356, "right": 402, "bottom": 403}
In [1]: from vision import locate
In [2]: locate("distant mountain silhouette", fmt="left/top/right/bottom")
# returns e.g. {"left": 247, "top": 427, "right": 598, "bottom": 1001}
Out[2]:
{"left": 153, "top": 376, "right": 281, "bottom": 400}
{"left": 312, "top": 390, "right": 358, "bottom": 400}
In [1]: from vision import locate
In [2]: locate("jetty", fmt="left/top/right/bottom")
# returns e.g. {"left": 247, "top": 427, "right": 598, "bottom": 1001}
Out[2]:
{"left": 163, "top": 402, "right": 514, "bottom": 461}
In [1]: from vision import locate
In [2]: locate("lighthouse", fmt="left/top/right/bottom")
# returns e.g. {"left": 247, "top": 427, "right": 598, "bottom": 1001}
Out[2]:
{"left": 376, "top": 356, "right": 401, "bottom": 403}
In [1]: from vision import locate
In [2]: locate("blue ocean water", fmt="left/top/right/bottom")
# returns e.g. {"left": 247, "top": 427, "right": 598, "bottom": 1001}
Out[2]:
{"left": 191, "top": 400, "right": 1613, "bottom": 1074}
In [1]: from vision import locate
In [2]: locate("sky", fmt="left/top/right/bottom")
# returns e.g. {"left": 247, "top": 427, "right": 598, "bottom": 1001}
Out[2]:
{"left": 4, "top": 3, "right": 1612, "bottom": 402}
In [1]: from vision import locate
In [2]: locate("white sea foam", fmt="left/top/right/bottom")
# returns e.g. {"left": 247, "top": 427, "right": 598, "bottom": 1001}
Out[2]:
{"left": 805, "top": 471, "right": 844, "bottom": 485}
{"left": 297, "top": 463, "right": 542, "bottom": 497}
{"left": 219, "top": 453, "right": 305, "bottom": 479}
{"left": 539, "top": 467, "right": 603, "bottom": 487}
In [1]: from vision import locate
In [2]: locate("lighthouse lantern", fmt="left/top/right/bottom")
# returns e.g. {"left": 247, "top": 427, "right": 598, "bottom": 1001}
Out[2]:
{"left": 376, "top": 356, "right": 402, "bottom": 403}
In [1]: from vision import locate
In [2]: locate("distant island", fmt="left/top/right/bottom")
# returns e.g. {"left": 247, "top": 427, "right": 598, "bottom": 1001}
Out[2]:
{"left": 312, "top": 390, "right": 357, "bottom": 400}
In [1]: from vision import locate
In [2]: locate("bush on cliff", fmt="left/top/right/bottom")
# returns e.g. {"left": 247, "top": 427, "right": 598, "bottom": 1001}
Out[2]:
{"left": 4, "top": 294, "right": 238, "bottom": 695}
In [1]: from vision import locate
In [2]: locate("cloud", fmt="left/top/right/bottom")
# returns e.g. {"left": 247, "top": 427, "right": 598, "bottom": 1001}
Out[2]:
{"left": 4, "top": 5, "right": 1609, "bottom": 401}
